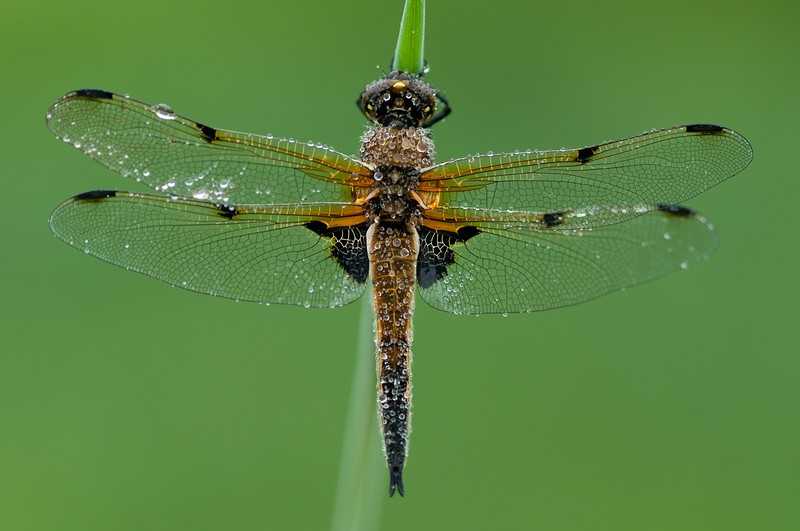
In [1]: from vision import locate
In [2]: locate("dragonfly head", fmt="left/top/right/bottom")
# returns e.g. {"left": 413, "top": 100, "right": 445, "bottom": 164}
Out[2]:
{"left": 359, "top": 70, "right": 437, "bottom": 128}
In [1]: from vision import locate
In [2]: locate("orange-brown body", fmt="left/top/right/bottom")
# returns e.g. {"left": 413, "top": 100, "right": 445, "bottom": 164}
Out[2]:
{"left": 360, "top": 118, "right": 436, "bottom": 496}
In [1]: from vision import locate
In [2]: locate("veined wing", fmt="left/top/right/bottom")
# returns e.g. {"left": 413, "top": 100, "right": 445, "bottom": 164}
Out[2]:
{"left": 49, "top": 191, "right": 369, "bottom": 308}
{"left": 420, "top": 125, "right": 751, "bottom": 228}
{"left": 46, "top": 90, "right": 373, "bottom": 206}
{"left": 418, "top": 204, "right": 716, "bottom": 315}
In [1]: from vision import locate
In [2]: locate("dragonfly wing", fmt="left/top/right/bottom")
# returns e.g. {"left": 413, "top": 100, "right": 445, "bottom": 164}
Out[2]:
{"left": 417, "top": 204, "right": 717, "bottom": 315}
{"left": 46, "top": 90, "right": 372, "bottom": 206}
{"left": 49, "top": 191, "right": 369, "bottom": 308}
{"left": 421, "top": 125, "right": 752, "bottom": 227}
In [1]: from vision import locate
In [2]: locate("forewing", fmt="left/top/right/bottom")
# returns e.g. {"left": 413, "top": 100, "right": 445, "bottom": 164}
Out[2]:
{"left": 49, "top": 191, "right": 368, "bottom": 307}
{"left": 418, "top": 205, "right": 717, "bottom": 315}
{"left": 46, "top": 90, "right": 372, "bottom": 205}
{"left": 421, "top": 125, "right": 751, "bottom": 227}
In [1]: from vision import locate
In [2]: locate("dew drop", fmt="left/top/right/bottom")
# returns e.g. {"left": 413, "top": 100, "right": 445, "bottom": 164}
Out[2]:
{"left": 153, "top": 103, "right": 175, "bottom": 120}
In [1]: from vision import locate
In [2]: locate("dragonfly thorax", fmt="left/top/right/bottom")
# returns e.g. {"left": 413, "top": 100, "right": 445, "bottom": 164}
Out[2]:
{"left": 366, "top": 166, "right": 423, "bottom": 220}
{"left": 360, "top": 125, "right": 436, "bottom": 168}
{"left": 360, "top": 120, "right": 435, "bottom": 222}
{"left": 360, "top": 71, "right": 437, "bottom": 127}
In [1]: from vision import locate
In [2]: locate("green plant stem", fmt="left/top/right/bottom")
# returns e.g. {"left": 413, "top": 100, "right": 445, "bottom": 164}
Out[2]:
{"left": 392, "top": 0, "right": 425, "bottom": 74}
{"left": 330, "top": 296, "right": 384, "bottom": 531}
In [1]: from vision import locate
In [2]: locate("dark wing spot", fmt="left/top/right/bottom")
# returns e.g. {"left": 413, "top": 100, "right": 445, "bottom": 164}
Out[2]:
{"left": 685, "top": 124, "right": 725, "bottom": 134}
{"left": 658, "top": 203, "right": 696, "bottom": 217}
{"left": 72, "top": 89, "right": 114, "bottom": 100}
{"left": 214, "top": 204, "right": 238, "bottom": 220}
{"left": 73, "top": 190, "right": 116, "bottom": 201}
{"left": 305, "top": 221, "right": 369, "bottom": 283}
{"left": 457, "top": 225, "right": 480, "bottom": 240}
{"left": 542, "top": 211, "right": 566, "bottom": 228}
{"left": 576, "top": 145, "right": 599, "bottom": 163}
{"left": 305, "top": 220, "right": 328, "bottom": 236}
{"left": 417, "top": 225, "right": 480, "bottom": 288}
{"left": 197, "top": 122, "right": 218, "bottom": 143}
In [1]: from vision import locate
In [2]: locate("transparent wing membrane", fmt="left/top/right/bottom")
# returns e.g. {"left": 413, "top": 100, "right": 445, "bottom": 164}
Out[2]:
{"left": 46, "top": 90, "right": 372, "bottom": 206}
{"left": 418, "top": 206, "right": 718, "bottom": 315}
{"left": 49, "top": 191, "right": 367, "bottom": 308}
{"left": 422, "top": 125, "right": 752, "bottom": 228}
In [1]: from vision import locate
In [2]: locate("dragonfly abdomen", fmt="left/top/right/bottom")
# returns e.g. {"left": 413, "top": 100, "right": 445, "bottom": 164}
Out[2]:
{"left": 368, "top": 222, "right": 419, "bottom": 497}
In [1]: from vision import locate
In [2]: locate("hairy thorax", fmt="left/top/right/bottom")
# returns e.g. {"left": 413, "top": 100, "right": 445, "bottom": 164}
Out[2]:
{"left": 360, "top": 125, "right": 436, "bottom": 222}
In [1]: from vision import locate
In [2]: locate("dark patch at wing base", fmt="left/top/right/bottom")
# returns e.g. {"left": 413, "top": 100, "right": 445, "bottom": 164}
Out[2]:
{"left": 305, "top": 221, "right": 369, "bottom": 283}
{"left": 73, "top": 190, "right": 117, "bottom": 201}
{"left": 457, "top": 225, "right": 480, "bottom": 239}
{"left": 417, "top": 225, "right": 480, "bottom": 288}
{"left": 305, "top": 220, "right": 328, "bottom": 236}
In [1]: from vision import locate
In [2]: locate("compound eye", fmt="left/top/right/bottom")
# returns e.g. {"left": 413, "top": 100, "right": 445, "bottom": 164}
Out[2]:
{"left": 362, "top": 99, "right": 378, "bottom": 121}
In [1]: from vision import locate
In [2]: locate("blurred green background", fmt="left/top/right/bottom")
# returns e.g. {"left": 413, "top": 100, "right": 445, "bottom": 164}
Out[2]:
{"left": 1, "top": 0, "right": 798, "bottom": 529}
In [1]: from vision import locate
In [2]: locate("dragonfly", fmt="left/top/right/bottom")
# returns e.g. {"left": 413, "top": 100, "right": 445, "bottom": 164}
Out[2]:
{"left": 47, "top": 72, "right": 752, "bottom": 497}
